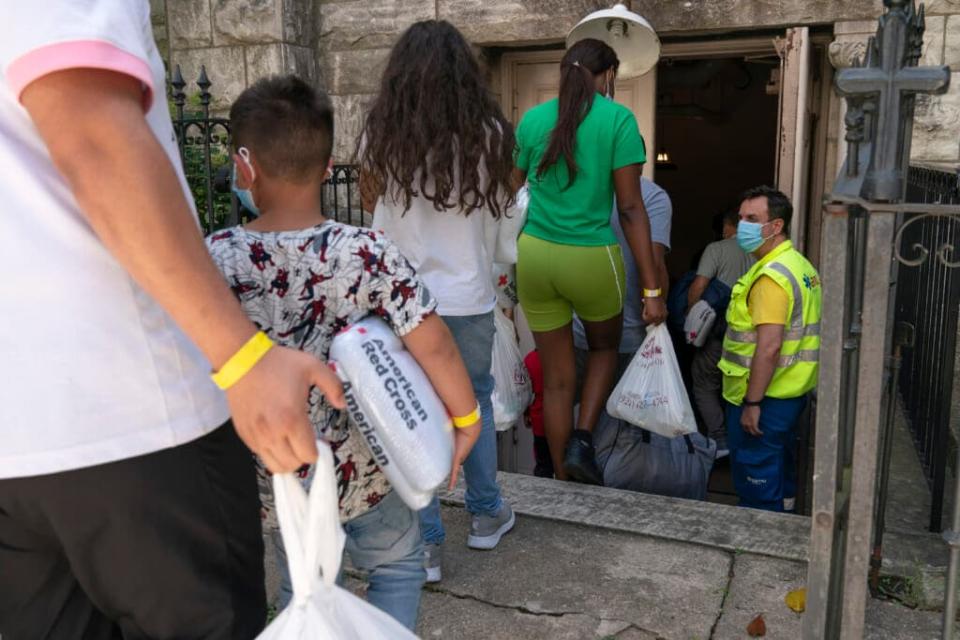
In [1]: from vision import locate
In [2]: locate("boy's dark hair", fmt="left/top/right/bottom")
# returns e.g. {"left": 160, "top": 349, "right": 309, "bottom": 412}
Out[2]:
{"left": 740, "top": 185, "right": 793, "bottom": 233}
{"left": 357, "top": 20, "right": 515, "bottom": 218}
{"left": 230, "top": 75, "right": 333, "bottom": 183}
{"left": 722, "top": 208, "right": 740, "bottom": 228}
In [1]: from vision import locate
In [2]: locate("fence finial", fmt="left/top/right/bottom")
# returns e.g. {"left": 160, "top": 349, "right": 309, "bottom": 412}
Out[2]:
{"left": 171, "top": 64, "right": 186, "bottom": 107}
{"left": 197, "top": 66, "right": 211, "bottom": 107}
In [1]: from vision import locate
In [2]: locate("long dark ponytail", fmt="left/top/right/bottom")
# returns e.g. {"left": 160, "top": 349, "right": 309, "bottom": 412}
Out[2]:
{"left": 536, "top": 39, "right": 619, "bottom": 187}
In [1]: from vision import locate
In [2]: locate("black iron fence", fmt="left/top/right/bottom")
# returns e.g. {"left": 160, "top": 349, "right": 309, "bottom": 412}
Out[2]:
{"left": 895, "top": 165, "right": 960, "bottom": 531}
{"left": 169, "top": 65, "right": 364, "bottom": 234}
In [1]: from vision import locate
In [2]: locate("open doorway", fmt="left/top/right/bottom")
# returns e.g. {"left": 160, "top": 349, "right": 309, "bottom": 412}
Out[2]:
{"left": 493, "top": 34, "right": 827, "bottom": 511}
{"left": 654, "top": 57, "right": 780, "bottom": 278}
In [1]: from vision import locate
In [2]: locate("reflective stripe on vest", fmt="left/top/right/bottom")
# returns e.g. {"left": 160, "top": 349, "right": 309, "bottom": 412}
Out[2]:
{"left": 725, "top": 321, "right": 821, "bottom": 343}
{"left": 720, "top": 347, "right": 820, "bottom": 369}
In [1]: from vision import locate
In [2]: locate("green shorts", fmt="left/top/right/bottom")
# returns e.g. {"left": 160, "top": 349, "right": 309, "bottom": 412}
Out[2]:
{"left": 517, "top": 232, "right": 626, "bottom": 332}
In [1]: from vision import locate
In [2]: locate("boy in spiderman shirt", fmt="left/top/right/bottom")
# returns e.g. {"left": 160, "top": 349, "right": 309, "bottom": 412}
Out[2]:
{"left": 206, "top": 75, "right": 480, "bottom": 630}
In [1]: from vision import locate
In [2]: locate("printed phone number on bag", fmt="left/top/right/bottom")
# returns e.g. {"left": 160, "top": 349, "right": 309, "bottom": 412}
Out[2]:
{"left": 616, "top": 392, "right": 671, "bottom": 411}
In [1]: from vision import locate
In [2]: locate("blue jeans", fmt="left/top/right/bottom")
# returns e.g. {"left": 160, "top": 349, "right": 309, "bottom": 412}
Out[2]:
{"left": 726, "top": 396, "right": 806, "bottom": 512}
{"left": 273, "top": 490, "right": 425, "bottom": 630}
{"left": 419, "top": 312, "right": 503, "bottom": 544}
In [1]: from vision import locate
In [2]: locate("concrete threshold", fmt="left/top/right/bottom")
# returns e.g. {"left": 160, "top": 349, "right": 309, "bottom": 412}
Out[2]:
{"left": 441, "top": 471, "right": 811, "bottom": 563}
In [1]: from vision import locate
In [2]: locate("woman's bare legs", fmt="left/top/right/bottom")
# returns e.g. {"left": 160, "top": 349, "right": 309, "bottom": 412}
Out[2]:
{"left": 533, "top": 314, "right": 622, "bottom": 483}
{"left": 576, "top": 314, "right": 623, "bottom": 433}
{"left": 531, "top": 323, "right": 576, "bottom": 481}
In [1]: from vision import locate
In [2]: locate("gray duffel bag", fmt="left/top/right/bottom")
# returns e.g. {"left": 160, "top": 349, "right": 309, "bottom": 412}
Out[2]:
{"left": 594, "top": 410, "right": 717, "bottom": 500}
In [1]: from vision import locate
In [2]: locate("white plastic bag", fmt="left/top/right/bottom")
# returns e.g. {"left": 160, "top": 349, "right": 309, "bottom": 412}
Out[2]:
{"left": 258, "top": 442, "right": 419, "bottom": 640}
{"left": 606, "top": 324, "right": 698, "bottom": 438}
{"left": 329, "top": 317, "right": 453, "bottom": 510}
{"left": 490, "top": 307, "right": 533, "bottom": 431}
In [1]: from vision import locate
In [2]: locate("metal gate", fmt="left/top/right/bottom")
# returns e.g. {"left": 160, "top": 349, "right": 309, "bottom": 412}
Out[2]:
{"left": 803, "top": 0, "right": 956, "bottom": 637}
{"left": 895, "top": 168, "right": 960, "bottom": 533}
{"left": 168, "top": 64, "right": 364, "bottom": 234}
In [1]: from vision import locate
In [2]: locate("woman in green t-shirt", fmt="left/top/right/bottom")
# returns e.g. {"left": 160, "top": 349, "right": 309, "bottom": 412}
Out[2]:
{"left": 513, "top": 38, "right": 667, "bottom": 485}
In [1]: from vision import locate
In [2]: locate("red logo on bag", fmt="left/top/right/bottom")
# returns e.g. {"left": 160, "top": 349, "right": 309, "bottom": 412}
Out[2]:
{"left": 640, "top": 342, "right": 663, "bottom": 359}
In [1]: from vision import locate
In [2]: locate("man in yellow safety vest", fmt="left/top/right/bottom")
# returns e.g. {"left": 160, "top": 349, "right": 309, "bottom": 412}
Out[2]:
{"left": 719, "top": 186, "right": 822, "bottom": 512}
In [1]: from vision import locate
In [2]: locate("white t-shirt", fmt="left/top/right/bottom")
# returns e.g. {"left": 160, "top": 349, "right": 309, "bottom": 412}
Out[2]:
{"left": 372, "top": 175, "right": 523, "bottom": 317}
{"left": 0, "top": 0, "right": 229, "bottom": 479}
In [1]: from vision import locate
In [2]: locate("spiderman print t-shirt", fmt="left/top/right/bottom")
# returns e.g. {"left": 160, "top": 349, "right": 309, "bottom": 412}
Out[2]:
{"left": 207, "top": 221, "right": 436, "bottom": 525}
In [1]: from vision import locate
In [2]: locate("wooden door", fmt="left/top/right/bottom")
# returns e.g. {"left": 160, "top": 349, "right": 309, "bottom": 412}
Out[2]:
{"left": 506, "top": 53, "right": 657, "bottom": 180}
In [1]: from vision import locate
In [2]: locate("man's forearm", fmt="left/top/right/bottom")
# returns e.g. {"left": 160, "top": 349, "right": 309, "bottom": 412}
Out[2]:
{"left": 745, "top": 329, "right": 783, "bottom": 402}
{"left": 745, "top": 352, "right": 777, "bottom": 402}
{"left": 687, "top": 276, "right": 709, "bottom": 310}
{"left": 24, "top": 71, "right": 256, "bottom": 369}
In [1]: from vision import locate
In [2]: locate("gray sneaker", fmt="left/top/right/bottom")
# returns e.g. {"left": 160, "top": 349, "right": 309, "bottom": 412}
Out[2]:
{"left": 467, "top": 502, "right": 516, "bottom": 550}
{"left": 424, "top": 542, "right": 442, "bottom": 583}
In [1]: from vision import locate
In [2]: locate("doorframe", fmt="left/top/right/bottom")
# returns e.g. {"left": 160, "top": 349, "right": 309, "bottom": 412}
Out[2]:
{"left": 499, "top": 33, "right": 833, "bottom": 255}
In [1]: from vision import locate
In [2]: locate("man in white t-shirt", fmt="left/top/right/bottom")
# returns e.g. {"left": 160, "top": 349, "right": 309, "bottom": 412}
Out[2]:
{"left": 0, "top": 2, "right": 344, "bottom": 637}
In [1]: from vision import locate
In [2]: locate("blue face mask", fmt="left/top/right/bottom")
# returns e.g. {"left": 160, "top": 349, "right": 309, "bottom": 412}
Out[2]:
{"left": 737, "top": 220, "right": 774, "bottom": 253}
{"left": 231, "top": 147, "right": 260, "bottom": 217}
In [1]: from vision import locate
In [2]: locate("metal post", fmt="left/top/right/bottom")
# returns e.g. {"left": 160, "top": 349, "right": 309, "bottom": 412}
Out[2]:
{"left": 945, "top": 328, "right": 960, "bottom": 638}
{"left": 170, "top": 65, "right": 187, "bottom": 167}
{"left": 804, "top": 203, "right": 853, "bottom": 639}
{"left": 841, "top": 210, "right": 897, "bottom": 639}
{"left": 870, "top": 322, "right": 909, "bottom": 590}
{"left": 197, "top": 66, "right": 214, "bottom": 233}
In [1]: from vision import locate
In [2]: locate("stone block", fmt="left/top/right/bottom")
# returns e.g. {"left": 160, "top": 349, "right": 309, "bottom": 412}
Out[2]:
{"left": 923, "top": 0, "right": 960, "bottom": 16}
{"left": 151, "top": 0, "right": 170, "bottom": 61}
{"left": 912, "top": 72, "right": 960, "bottom": 164}
{"left": 212, "top": 0, "right": 283, "bottom": 45}
{"left": 829, "top": 15, "right": 945, "bottom": 69}
{"left": 318, "top": 0, "right": 435, "bottom": 52}
{"left": 922, "top": 15, "right": 946, "bottom": 66}
{"left": 281, "top": 0, "right": 316, "bottom": 46}
{"left": 438, "top": 0, "right": 610, "bottom": 45}
{"left": 437, "top": 0, "right": 883, "bottom": 43}
{"left": 834, "top": 19, "right": 879, "bottom": 36}
{"left": 639, "top": 0, "right": 882, "bottom": 35}
{"left": 319, "top": 48, "right": 389, "bottom": 95}
{"left": 246, "top": 43, "right": 320, "bottom": 86}
{"left": 150, "top": 0, "right": 167, "bottom": 27}
{"left": 330, "top": 93, "right": 376, "bottom": 163}
{"left": 170, "top": 46, "right": 246, "bottom": 112}
{"left": 169, "top": 0, "right": 213, "bottom": 49}
{"left": 945, "top": 15, "right": 960, "bottom": 68}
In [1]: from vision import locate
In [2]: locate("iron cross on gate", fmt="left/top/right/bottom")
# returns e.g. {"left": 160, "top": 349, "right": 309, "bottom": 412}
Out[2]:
{"left": 835, "top": 0, "right": 950, "bottom": 202}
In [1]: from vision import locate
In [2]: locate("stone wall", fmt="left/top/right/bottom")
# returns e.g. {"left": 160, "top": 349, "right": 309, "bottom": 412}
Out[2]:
{"left": 315, "top": 0, "right": 899, "bottom": 164}
{"left": 831, "top": 4, "right": 960, "bottom": 169}
{"left": 157, "top": 0, "right": 319, "bottom": 114}
{"left": 154, "top": 0, "right": 960, "bottom": 167}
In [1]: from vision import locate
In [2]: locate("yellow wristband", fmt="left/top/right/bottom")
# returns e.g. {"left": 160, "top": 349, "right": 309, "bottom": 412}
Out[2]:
{"left": 643, "top": 288, "right": 662, "bottom": 298}
{"left": 452, "top": 404, "right": 481, "bottom": 428}
{"left": 211, "top": 331, "right": 275, "bottom": 390}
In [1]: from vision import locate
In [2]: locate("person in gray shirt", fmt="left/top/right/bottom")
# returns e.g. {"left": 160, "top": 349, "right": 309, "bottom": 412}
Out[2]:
{"left": 688, "top": 209, "right": 755, "bottom": 457}
{"left": 573, "top": 177, "right": 671, "bottom": 369}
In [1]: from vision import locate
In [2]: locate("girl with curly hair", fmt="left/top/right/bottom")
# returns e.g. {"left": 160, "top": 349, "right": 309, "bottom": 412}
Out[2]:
{"left": 358, "top": 19, "right": 520, "bottom": 585}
